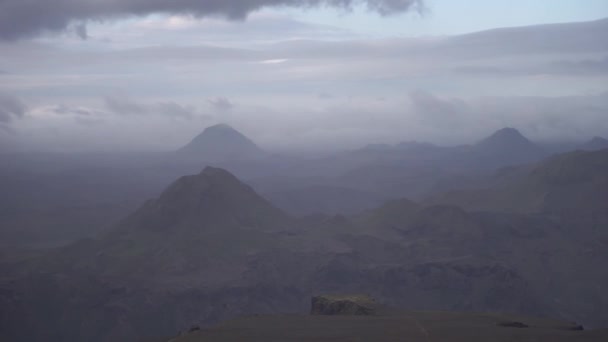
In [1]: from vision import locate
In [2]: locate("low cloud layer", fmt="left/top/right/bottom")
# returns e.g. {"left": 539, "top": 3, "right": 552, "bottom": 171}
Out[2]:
{"left": 9, "top": 90, "right": 608, "bottom": 153}
{"left": 0, "top": 8, "right": 606, "bottom": 152}
{"left": 104, "top": 95, "right": 198, "bottom": 120}
{"left": 0, "top": 0, "right": 423, "bottom": 40}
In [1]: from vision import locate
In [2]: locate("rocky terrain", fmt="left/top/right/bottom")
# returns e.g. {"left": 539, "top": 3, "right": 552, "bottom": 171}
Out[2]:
{"left": 156, "top": 295, "right": 606, "bottom": 342}
{"left": 1, "top": 148, "right": 608, "bottom": 341}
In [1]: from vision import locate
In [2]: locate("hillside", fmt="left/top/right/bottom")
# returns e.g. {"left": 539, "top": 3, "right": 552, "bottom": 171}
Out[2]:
{"left": 430, "top": 149, "right": 608, "bottom": 216}
{"left": 2, "top": 155, "right": 608, "bottom": 341}
{"left": 580, "top": 137, "right": 608, "bottom": 151}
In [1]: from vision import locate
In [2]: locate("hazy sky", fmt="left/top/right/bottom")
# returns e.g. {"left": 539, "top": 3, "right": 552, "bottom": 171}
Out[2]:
{"left": 0, "top": 0, "right": 607, "bottom": 152}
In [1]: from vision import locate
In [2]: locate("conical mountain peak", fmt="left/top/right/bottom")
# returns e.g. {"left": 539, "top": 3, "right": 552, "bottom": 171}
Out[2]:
{"left": 123, "top": 166, "right": 289, "bottom": 232}
{"left": 177, "top": 124, "right": 264, "bottom": 161}
{"left": 476, "top": 127, "right": 537, "bottom": 152}
{"left": 479, "top": 127, "right": 531, "bottom": 145}
{"left": 203, "top": 123, "right": 240, "bottom": 133}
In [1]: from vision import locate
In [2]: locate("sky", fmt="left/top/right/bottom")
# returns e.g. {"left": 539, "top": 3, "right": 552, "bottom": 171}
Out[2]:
{"left": 0, "top": 0, "right": 607, "bottom": 152}
{"left": 294, "top": 0, "right": 608, "bottom": 36}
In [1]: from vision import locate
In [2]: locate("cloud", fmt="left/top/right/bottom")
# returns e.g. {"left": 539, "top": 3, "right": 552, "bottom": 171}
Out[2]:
{"left": 104, "top": 94, "right": 198, "bottom": 120}
{"left": 0, "top": 92, "right": 26, "bottom": 124}
{"left": 104, "top": 95, "right": 146, "bottom": 115}
{"left": 53, "top": 104, "right": 95, "bottom": 116}
{"left": 156, "top": 101, "right": 195, "bottom": 120}
{"left": 405, "top": 91, "right": 608, "bottom": 144}
{"left": 74, "top": 23, "right": 88, "bottom": 40}
{"left": 455, "top": 56, "right": 608, "bottom": 77}
{"left": 1, "top": 16, "right": 607, "bottom": 152}
{"left": 208, "top": 97, "right": 234, "bottom": 112}
{"left": 408, "top": 90, "right": 469, "bottom": 127}
{"left": 0, "top": 0, "right": 424, "bottom": 40}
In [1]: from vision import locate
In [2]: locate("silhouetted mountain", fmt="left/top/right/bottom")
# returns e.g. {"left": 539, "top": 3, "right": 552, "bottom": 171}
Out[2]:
{"left": 177, "top": 124, "right": 264, "bottom": 161}
{"left": 48, "top": 167, "right": 293, "bottom": 286}
{"left": 119, "top": 166, "right": 289, "bottom": 233}
{"left": 468, "top": 127, "right": 545, "bottom": 168}
{"left": 580, "top": 136, "right": 608, "bottom": 151}
{"left": 431, "top": 149, "right": 608, "bottom": 216}
{"left": 2, "top": 152, "right": 608, "bottom": 342}
{"left": 477, "top": 127, "right": 535, "bottom": 151}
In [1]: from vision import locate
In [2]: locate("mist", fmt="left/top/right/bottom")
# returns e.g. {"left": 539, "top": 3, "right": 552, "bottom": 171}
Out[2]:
{"left": 1, "top": 11, "right": 607, "bottom": 153}
{"left": 1, "top": 2, "right": 608, "bottom": 342}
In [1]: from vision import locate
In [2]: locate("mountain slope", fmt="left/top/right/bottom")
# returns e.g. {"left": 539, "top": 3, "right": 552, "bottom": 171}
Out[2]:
{"left": 430, "top": 149, "right": 608, "bottom": 215}
{"left": 476, "top": 127, "right": 537, "bottom": 152}
{"left": 580, "top": 136, "right": 608, "bottom": 151}
{"left": 44, "top": 166, "right": 292, "bottom": 287}
{"left": 471, "top": 127, "right": 545, "bottom": 167}
{"left": 3, "top": 158, "right": 608, "bottom": 341}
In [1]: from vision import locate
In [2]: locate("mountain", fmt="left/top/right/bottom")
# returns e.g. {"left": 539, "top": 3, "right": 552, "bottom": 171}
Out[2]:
{"left": 467, "top": 127, "right": 545, "bottom": 169}
{"left": 118, "top": 166, "right": 289, "bottom": 233}
{"left": 177, "top": 124, "right": 264, "bottom": 161}
{"left": 0, "top": 167, "right": 298, "bottom": 342}
{"left": 477, "top": 127, "right": 535, "bottom": 151}
{"left": 2, "top": 157, "right": 608, "bottom": 341}
{"left": 49, "top": 166, "right": 293, "bottom": 287}
{"left": 430, "top": 149, "right": 608, "bottom": 216}
{"left": 580, "top": 136, "right": 608, "bottom": 151}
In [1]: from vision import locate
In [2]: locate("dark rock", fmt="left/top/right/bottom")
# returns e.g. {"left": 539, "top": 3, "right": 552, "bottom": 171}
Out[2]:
{"left": 497, "top": 321, "right": 529, "bottom": 328}
{"left": 188, "top": 325, "right": 201, "bottom": 333}
{"left": 310, "top": 295, "right": 376, "bottom": 316}
{"left": 561, "top": 324, "right": 584, "bottom": 331}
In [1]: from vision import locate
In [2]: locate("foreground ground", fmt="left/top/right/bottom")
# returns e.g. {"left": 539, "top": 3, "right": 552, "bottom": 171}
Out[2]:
{"left": 159, "top": 311, "right": 607, "bottom": 342}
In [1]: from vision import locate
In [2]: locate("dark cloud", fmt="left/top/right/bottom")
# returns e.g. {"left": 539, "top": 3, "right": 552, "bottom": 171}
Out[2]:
{"left": 74, "top": 23, "right": 88, "bottom": 40}
{"left": 0, "top": 0, "right": 424, "bottom": 40}
{"left": 0, "top": 92, "right": 26, "bottom": 124}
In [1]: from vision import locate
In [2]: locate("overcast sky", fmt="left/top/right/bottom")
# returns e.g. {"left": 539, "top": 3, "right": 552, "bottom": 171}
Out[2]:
{"left": 0, "top": 0, "right": 607, "bottom": 152}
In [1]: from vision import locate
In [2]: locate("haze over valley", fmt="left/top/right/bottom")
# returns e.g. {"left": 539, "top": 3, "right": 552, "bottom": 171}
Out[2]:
{"left": 1, "top": 1, "right": 607, "bottom": 341}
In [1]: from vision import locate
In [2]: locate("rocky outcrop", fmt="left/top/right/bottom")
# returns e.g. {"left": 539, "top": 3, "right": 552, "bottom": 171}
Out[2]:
{"left": 310, "top": 295, "right": 377, "bottom": 316}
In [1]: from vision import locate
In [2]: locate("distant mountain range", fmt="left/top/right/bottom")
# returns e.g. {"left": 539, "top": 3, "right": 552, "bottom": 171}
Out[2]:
{"left": 2, "top": 149, "right": 608, "bottom": 341}
{"left": 581, "top": 136, "right": 608, "bottom": 151}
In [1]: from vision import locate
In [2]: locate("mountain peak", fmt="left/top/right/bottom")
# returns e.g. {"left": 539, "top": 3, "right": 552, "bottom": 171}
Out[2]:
{"left": 177, "top": 124, "right": 264, "bottom": 161}
{"left": 203, "top": 123, "right": 239, "bottom": 133}
{"left": 486, "top": 127, "right": 527, "bottom": 140}
{"left": 124, "top": 166, "right": 289, "bottom": 232}
{"left": 477, "top": 127, "right": 535, "bottom": 150}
